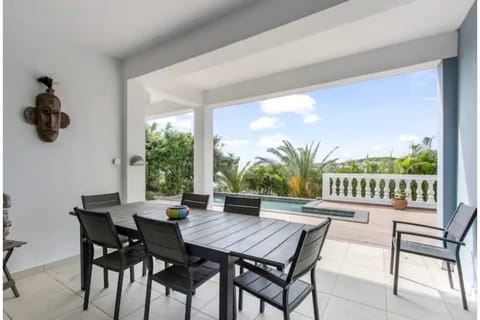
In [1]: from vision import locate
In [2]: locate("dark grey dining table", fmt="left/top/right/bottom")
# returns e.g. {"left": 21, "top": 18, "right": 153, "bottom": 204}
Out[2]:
{"left": 77, "top": 201, "right": 311, "bottom": 320}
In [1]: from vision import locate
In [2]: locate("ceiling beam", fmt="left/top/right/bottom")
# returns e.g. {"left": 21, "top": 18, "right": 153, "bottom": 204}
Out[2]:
{"left": 146, "top": 80, "right": 203, "bottom": 107}
{"left": 124, "top": 0, "right": 350, "bottom": 79}
{"left": 145, "top": 101, "right": 192, "bottom": 120}
{"left": 204, "top": 32, "right": 457, "bottom": 107}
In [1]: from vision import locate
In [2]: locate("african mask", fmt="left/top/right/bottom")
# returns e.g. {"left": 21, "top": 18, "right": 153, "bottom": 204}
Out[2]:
{"left": 24, "top": 77, "right": 70, "bottom": 142}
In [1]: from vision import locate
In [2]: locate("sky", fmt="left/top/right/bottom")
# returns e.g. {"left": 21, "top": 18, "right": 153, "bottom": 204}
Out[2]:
{"left": 150, "top": 68, "right": 439, "bottom": 166}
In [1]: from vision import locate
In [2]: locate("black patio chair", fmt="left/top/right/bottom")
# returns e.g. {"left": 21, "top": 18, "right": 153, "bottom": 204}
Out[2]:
{"left": 74, "top": 207, "right": 147, "bottom": 320}
{"left": 390, "top": 202, "right": 477, "bottom": 310}
{"left": 181, "top": 192, "right": 210, "bottom": 209}
{"left": 133, "top": 214, "right": 219, "bottom": 320}
{"left": 222, "top": 195, "right": 265, "bottom": 311}
{"left": 224, "top": 195, "right": 261, "bottom": 216}
{"left": 82, "top": 193, "right": 146, "bottom": 286}
{"left": 234, "top": 218, "right": 331, "bottom": 320}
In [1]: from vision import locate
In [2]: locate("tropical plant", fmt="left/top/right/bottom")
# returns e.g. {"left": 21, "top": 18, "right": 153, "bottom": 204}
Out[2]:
{"left": 244, "top": 164, "right": 288, "bottom": 196}
{"left": 257, "top": 140, "right": 338, "bottom": 198}
{"left": 217, "top": 161, "right": 251, "bottom": 193}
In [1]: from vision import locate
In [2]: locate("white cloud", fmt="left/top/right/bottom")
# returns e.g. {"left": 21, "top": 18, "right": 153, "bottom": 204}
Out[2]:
{"left": 398, "top": 134, "right": 419, "bottom": 142}
{"left": 223, "top": 139, "right": 251, "bottom": 147}
{"left": 257, "top": 134, "right": 288, "bottom": 148}
{"left": 260, "top": 94, "right": 320, "bottom": 123}
{"left": 303, "top": 114, "right": 320, "bottom": 123}
{"left": 372, "top": 144, "right": 385, "bottom": 150}
{"left": 150, "top": 113, "right": 193, "bottom": 132}
{"left": 249, "top": 116, "right": 282, "bottom": 130}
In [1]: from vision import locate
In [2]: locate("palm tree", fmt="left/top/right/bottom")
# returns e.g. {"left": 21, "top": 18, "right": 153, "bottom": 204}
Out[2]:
{"left": 256, "top": 140, "right": 338, "bottom": 198}
{"left": 218, "top": 161, "right": 251, "bottom": 193}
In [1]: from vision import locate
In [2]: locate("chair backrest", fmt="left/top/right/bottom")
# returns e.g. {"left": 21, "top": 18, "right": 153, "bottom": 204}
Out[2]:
{"left": 74, "top": 207, "right": 122, "bottom": 249}
{"left": 133, "top": 214, "right": 188, "bottom": 266}
{"left": 223, "top": 195, "right": 261, "bottom": 216}
{"left": 287, "top": 218, "right": 331, "bottom": 283}
{"left": 82, "top": 192, "right": 121, "bottom": 209}
{"left": 445, "top": 203, "right": 477, "bottom": 241}
{"left": 181, "top": 193, "right": 210, "bottom": 209}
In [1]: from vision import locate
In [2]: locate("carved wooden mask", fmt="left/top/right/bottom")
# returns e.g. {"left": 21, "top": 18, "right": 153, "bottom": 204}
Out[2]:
{"left": 24, "top": 79, "right": 70, "bottom": 142}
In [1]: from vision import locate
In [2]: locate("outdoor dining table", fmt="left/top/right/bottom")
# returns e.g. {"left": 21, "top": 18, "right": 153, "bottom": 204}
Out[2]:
{"left": 76, "top": 201, "right": 311, "bottom": 320}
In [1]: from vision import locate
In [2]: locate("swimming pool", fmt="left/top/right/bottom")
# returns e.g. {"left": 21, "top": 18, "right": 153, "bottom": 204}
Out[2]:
{"left": 214, "top": 192, "right": 369, "bottom": 223}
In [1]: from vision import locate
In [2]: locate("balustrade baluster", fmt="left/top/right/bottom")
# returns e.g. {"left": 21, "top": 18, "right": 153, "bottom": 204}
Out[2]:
{"left": 340, "top": 178, "right": 345, "bottom": 198}
{"left": 347, "top": 178, "right": 353, "bottom": 198}
{"left": 375, "top": 179, "right": 382, "bottom": 200}
{"left": 427, "top": 181, "right": 435, "bottom": 204}
{"left": 404, "top": 179, "right": 412, "bottom": 201}
{"left": 365, "top": 178, "right": 371, "bottom": 199}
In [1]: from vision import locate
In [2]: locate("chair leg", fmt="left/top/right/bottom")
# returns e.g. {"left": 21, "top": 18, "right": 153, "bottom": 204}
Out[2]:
{"left": 239, "top": 265, "right": 244, "bottom": 311}
{"left": 456, "top": 255, "right": 468, "bottom": 310}
{"left": 128, "top": 238, "right": 135, "bottom": 283}
{"left": 164, "top": 261, "right": 170, "bottom": 296}
{"left": 185, "top": 292, "right": 193, "bottom": 320}
{"left": 260, "top": 300, "right": 265, "bottom": 313}
{"left": 142, "top": 261, "right": 147, "bottom": 277}
{"left": 113, "top": 270, "right": 124, "bottom": 320}
{"left": 283, "top": 290, "right": 290, "bottom": 320}
{"left": 233, "top": 286, "right": 237, "bottom": 320}
{"left": 102, "top": 247, "right": 109, "bottom": 288}
{"left": 446, "top": 262, "right": 454, "bottom": 289}
{"left": 83, "top": 246, "right": 93, "bottom": 311}
{"left": 389, "top": 242, "right": 395, "bottom": 275}
{"left": 311, "top": 269, "right": 320, "bottom": 320}
{"left": 144, "top": 259, "right": 153, "bottom": 320}
{"left": 393, "top": 248, "right": 401, "bottom": 295}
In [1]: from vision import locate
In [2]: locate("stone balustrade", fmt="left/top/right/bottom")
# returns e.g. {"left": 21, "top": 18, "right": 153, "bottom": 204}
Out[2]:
{"left": 322, "top": 173, "right": 437, "bottom": 209}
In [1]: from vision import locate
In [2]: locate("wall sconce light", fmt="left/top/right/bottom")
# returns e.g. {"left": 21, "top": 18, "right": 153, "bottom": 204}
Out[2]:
{"left": 130, "top": 155, "right": 145, "bottom": 166}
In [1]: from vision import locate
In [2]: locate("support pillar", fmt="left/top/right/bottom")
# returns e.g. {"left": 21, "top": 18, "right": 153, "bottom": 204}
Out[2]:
{"left": 193, "top": 107, "right": 214, "bottom": 206}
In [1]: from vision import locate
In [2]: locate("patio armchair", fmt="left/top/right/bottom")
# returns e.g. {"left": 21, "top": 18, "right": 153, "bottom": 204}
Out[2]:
{"left": 74, "top": 208, "right": 147, "bottom": 320}
{"left": 181, "top": 192, "right": 210, "bottom": 209}
{"left": 82, "top": 192, "right": 146, "bottom": 286}
{"left": 133, "top": 214, "right": 219, "bottom": 320}
{"left": 234, "top": 218, "right": 331, "bottom": 320}
{"left": 390, "top": 202, "right": 477, "bottom": 310}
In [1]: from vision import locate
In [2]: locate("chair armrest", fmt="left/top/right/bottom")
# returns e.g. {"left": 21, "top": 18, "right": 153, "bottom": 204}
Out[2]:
{"left": 396, "top": 231, "right": 465, "bottom": 246}
{"left": 393, "top": 220, "right": 445, "bottom": 231}
{"left": 237, "top": 259, "right": 287, "bottom": 288}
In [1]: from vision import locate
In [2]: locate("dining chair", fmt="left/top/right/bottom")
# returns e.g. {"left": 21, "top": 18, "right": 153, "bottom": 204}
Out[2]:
{"left": 181, "top": 192, "right": 210, "bottom": 209}
{"left": 74, "top": 208, "right": 147, "bottom": 320}
{"left": 390, "top": 202, "right": 477, "bottom": 310}
{"left": 82, "top": 192, "right": 146, "bottom": 287}
{"left": 133, "top": 214, "right": 219, "bottom": 320}
{"left": 234, "top": 218, "right": 331, "bottom": 320}
{"left": 223, "top": 195, "right": 261, "bottom": 216}
{"left": 222, "top": 195, "right": 264, "bottom": 311}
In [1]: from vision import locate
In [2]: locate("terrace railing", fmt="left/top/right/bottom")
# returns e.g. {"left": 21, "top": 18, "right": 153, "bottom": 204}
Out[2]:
{"left": 322, "top": 173, "right": 437, "bottom": 209}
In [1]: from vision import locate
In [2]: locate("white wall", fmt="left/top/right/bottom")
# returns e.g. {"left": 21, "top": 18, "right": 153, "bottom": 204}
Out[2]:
{"left": 457, "top": 2, "right": 477, "bottom": 290}
{"left": 4, "top": 21, "right": 122, "bottom": 272}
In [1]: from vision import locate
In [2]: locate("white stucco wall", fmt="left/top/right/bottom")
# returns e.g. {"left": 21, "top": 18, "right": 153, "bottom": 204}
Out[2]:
{"left": 4, "top": 20, "right": 123, "bottom": 272}
{"left": 457, "top": 2, "right": 477, "bottom": 290}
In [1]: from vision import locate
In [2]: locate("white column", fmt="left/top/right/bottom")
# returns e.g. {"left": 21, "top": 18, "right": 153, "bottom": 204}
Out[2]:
{"left": 194, "top": 107, "right": 214, "bottom": 207}
{"left": 124, "top": 80, "right": 148, "bottom": 202}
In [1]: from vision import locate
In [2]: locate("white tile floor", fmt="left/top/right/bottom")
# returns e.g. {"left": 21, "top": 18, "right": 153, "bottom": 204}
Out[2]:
{"left": 3, "top": 239, "right": 476, "bottom": 320}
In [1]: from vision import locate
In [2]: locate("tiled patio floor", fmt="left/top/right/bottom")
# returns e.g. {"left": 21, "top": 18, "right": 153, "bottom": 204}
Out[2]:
{"left": 4, "top": 239, "right": 475, "bottom": 320}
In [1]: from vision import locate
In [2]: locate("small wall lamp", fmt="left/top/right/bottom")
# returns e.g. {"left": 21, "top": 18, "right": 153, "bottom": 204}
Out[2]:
{"left": 130, "top": 155, "right": 145, "bottom": 166}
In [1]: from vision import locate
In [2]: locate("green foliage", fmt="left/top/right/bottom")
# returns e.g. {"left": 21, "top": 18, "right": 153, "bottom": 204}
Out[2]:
{"left": 396, "top": 137, "right": 437, "bottom": 174}
{"left": 145, "top": 123, "right": 238, "bottom": 196}
{"left": 256, "top": 140, "right": 338, "bottom": 198}
{"left": 244, "top": 165, "right": 289, "bottom": 196}
{"left": 145, "top": 123, "right": 193, "bottom": 195}
{"left": 217, "top": 162, "right": 250, "bottom": 193}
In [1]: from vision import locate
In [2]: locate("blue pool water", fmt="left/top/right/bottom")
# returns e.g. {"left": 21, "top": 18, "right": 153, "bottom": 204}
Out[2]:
{"left": 213, "top": 195, "right": 308, "bottom": 213}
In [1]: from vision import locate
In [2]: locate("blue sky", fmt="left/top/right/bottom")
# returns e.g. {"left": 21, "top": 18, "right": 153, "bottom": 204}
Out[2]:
{"left": 151, "top": 68, "right": 439, "bottom": 165}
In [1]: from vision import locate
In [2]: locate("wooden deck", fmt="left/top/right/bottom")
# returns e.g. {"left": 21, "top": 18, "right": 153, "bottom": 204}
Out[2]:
{"left": 154, "top": 199, "right": 438, "bottom": 248}
{"left": 259, "top": 201, "right": 437, "bottom": 248}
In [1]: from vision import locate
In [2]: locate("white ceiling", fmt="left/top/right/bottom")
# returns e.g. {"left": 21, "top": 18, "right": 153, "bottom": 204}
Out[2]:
{"left": 177, "top": 0, "right": 474, "bottom": 90}
{"left": 4, "top": 0, "right": 254, "bottom": 58}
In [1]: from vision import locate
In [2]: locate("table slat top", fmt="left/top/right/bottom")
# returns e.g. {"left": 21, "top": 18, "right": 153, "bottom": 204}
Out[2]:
{"left": 89, "top": 201, "right": 312, "bottom": 268}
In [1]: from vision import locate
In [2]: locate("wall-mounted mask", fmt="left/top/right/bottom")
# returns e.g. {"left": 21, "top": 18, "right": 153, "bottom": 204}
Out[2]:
{"left": 24, "top": 77, "right": 70, "bottom": 142}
